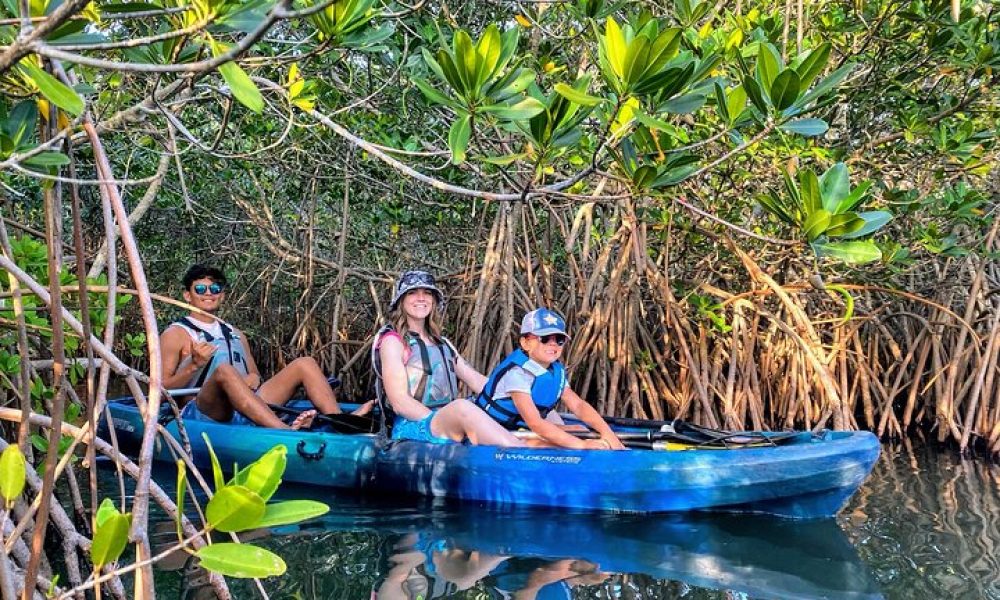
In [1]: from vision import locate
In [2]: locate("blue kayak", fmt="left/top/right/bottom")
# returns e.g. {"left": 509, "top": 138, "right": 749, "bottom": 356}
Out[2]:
{"left": 103, "top": 397, "right": 880, "bottom": 519}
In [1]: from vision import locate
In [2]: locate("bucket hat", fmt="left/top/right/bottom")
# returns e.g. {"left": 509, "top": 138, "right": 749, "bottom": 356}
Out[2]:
{"left": 519, "top": 308, "right": 570, "bottom": 338}
{"left": 389, "top": 270, "right": 444, "bottom": 310}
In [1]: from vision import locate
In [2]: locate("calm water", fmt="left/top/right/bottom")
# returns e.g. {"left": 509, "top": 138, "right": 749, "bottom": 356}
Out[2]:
{"left": 130, "top": 439, "right": 999, "bottom": 600}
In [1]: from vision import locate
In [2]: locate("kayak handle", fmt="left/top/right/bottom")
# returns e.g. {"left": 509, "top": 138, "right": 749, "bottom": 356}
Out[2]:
{"left": 296, "top": 440, "right": 326, "bottom": 461}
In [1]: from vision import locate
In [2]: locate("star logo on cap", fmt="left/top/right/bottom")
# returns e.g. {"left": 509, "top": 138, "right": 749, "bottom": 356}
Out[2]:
{"left": 543, "top": 314, "right": 559, "bottom": 325}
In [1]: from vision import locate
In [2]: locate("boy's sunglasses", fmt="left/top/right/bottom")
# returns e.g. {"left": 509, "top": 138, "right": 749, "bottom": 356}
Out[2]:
{"left": 532, "top": 334, "right": 567, "bottom": 346}
{"left": 192, "top": 283, "right": 224, "bottom": 295}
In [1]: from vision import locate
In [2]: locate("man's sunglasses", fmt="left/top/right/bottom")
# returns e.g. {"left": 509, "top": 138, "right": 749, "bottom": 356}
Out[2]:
{"left": 192, "top": 283, "right": 224, "bottom": 295}
{"left": 531, "top": 334, "right": 567, "bottom": 346}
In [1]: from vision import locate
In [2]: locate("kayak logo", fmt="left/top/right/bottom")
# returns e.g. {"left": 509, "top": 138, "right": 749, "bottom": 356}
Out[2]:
{"left": 494, "top": 452, "right": 582, "bottom": 464}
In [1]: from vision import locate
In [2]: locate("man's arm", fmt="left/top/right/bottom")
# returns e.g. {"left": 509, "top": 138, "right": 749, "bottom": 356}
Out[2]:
{"left": 161, "top": 327, "right": 203, "bottom": 390}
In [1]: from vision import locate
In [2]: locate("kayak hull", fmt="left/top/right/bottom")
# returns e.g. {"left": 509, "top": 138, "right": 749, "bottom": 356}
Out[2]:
{"left": 103, "top": 398, "right": 879, "bottom": 519}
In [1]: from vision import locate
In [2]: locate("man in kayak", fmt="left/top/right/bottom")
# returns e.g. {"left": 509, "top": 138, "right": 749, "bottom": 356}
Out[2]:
{"left": 160, "top": 264, "right": 367, "bottom": 429}
{"left": 474, "top": 308, "right": 625, "bottom": 450}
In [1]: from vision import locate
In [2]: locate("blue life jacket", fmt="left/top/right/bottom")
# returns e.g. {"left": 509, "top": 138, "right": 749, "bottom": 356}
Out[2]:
{"left": 475, "top": 349, "right": 566, "bottom": 429}
{"left": 171, "top": 317, "right": 250, "bottom": 388}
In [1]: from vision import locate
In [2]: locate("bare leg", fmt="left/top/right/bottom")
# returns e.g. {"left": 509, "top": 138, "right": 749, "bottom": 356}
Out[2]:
{"left": 430, "top": 399, "right": 525, "bottom": 447}
{"left": 256, "top": 357, "right": 341, "bottom": 413}
{"left": 195, "top": 364, "right": 290, "bottom": 428}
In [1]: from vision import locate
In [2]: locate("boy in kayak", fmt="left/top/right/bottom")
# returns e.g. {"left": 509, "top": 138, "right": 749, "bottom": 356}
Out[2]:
{"left": 474, "top": 309, "right": 625, "bottom": 450}
{"left": 160, "top": 264, "right": 368, "bottom": 429}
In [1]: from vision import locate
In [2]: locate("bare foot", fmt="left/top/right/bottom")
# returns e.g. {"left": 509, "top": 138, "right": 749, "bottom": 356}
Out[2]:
{"left": 351, "top": 400, "right": 375, "bottom": 416}
{"left": 291, "top": 409, "right": 317, "bottom": 430}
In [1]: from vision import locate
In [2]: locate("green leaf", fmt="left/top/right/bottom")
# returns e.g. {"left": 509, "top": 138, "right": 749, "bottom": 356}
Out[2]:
{"left": 622, "top": 34, "right": 651, "bottom": 88}
{"left": 825, "top": 284, "right": 855, "bottom": 324}
{"left": 474, "top": 24, "right": 502, "bottom": 88}
{"left": 824, "top": 213, "right": 866, "bottom": 237}
{"left": 218, "top": 60, "right": 264, "bottom": 114}
{"left": 819, "top": 162, "right": 850, "bottom": 211}
{"left": 758, "top": 192, "right": 796, "bottom": 225}
{"left": 799, "top": 169, "right": 822, "bottom": 214}
{"left": 23, "top": 152, "right": 70, "bottom": 168}
{"left": 726, "top": 85, "right": 747, "bottom": 124}
{"left": 840, "top": 210, "right": 892, "bottom": 239}
{"left": 20, "top": 63, "right": 84, "bottom": 116}
{"left": 231, "top": 445, "right": 285, "bottom": 502}
{"left": 603, "top": 17, "right": 627, "bottom": 80}
{"left": 834, "top": 180, "right": 872, "bottom": 213}
{"left": 742, "top": 75, "right": 768, "bottom": 112}
{"left": 770, "top": 69, "right": 801, "bottom": 111}
{"left": 453, "top": 29, "right": 477, "bottom": 95}
{"left": 175, "top": 460, "right": 187, "bottom": 541}
{"left": 712, "top": 82, "right": 729, "bottom": 123}
{"left": 91, "top": 510, "right": 132, "bottom": 568}
{"left": 480, "top": 97, "right": 545, "bottom": 120}
{"left": 481, "top": 152, "right": 529, "bottom": 165}
{"left": 803, "top": 209, "right": 832, "bottom": 241}
{"left": 778, "top": 117, "right": 828, "bottom": 136}
{"left": 795, "top": 62, "right": 854, "bottom": 109}
{"left": 811, "top": 240, "right": 882, "bottom": 264}
{"left": 206, "top": 485, "right": 266, "bottom": 532}
{"left": 196, "top": 543, "right": 287, "bottom": 578}
{"left": 254, "top": 500, "right": 330, "bottom": 528}
{"left": 0, "top": 445, "right": 26, "bottom": 505}
{"left": 5, "top": 101, "right": 37, "bottom": 146}
{"left": 755, "top": 42, "right": 781, "bottom": 90}
{"left": 95, "top": 497, "right": 118, "bottom": 527}
{"left": 448, "top": 112, "right": 472, "bottom": 164}
{"left": 412, "top": 78, "right": 461, "bottom": 110}
{"left": 795, "top": 42, "right": 830, "bottom": 89}
{"left": 202, "top": 433, "right": 225, "bottom": 493}
{"left": 659, "top": 92, "right": 706, "bottom": 114}
{"left": 553, "top": 82, "right": 605, "bottom": 107}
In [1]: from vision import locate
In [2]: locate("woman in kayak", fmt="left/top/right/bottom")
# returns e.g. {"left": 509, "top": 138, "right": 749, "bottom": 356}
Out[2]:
{"left": 475, "top": 308, "right": 625, "bottom": 450}
{"left": 372, "top": 270, "right": 523, "bottom": 446}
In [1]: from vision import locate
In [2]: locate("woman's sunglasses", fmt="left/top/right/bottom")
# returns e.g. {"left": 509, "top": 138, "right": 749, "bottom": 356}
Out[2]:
{"left": 532, "top": 334, "right": 568, "bottom": 346}
{"left": 192, "top": 283, "right": 224, "bottom": 295}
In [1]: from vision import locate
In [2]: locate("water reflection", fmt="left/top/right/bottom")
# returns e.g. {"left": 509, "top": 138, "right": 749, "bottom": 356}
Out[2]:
{"left": 115, "top": 438, "right": 1000, "bottom": 599}
{"left": 839, "top": 438, "right": 1000, "bottom": 600}
{"left": 171, "top": 486, "right": 879, "bottom": 599}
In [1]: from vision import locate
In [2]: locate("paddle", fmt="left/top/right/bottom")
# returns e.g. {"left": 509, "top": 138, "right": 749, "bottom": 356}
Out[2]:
{"left": 514, "top": 422, "right": 800, "bottom": 450}
{"left": 268, "top": 404, "right": 378, "bottom": 434}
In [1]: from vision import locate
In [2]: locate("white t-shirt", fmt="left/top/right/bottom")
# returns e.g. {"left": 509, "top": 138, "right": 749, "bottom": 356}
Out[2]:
{"left": 171, "top": 318, "right": 225, "bottom": 343}
{"left": 492, "top": 360, "right": 551, "bottom": 399}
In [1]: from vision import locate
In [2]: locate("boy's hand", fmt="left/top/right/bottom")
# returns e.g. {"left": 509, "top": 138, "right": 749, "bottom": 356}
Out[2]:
{"left": 601, "top": 433, "right": 626, "bottom": 450}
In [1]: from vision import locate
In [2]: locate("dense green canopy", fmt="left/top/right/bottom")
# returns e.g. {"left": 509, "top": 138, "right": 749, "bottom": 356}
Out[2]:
{"left": 0, "top": 0, "right": 997, "bottom": 595}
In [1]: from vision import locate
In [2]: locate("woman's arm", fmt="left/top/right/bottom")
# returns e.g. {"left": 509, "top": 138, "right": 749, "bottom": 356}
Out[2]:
{"left": 454, "top": 354, "right": 487, "bottom": 395}
{"left": 379, "top": 334, "right": 432, "bottom": 421}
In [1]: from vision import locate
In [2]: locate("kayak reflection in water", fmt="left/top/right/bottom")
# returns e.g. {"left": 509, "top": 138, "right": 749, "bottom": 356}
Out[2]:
{"left": 371, "top": 532, "right": 608, "bottom": 600}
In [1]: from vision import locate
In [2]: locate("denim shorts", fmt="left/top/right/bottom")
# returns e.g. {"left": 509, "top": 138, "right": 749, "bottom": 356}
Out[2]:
{"left": 181, "top": 399, "right": 255, "bottom": 427}
{"left": 392, "top": 411, "right": 451, "bottom": 444}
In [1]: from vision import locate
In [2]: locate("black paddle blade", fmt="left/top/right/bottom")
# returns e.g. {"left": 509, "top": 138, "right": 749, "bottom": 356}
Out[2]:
{"left": 318, "top": 413, "right": 378, "bottom": 434}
